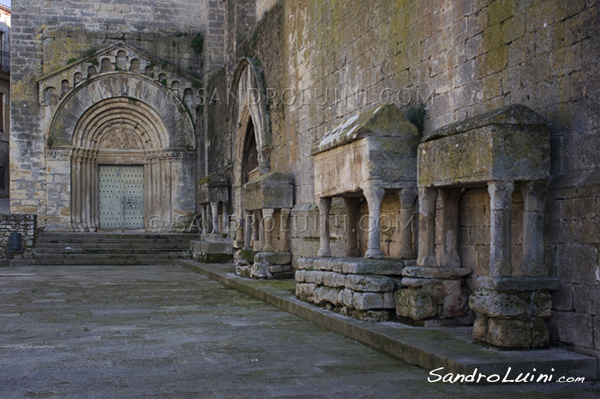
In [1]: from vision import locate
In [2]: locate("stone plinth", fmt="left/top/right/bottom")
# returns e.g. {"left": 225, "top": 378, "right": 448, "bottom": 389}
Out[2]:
{"left": 396, "top": 266, "right": 472, "bottom": 323}
{"left": 296, "top": 257, "right": 410, "bottom": 321}
{"left": 312, "top": 103, "right": 419, "bottom": 260}
{"left": 236, "top": 252, "right": 293, "bottom": 279}
{"left": 190, "top": 233, "right": 233, "bottom": 264}
{"left": 470, "top": 277, "right": 559, "bottom": 348}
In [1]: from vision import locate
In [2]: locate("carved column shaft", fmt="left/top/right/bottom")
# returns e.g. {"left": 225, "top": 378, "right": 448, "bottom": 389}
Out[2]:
{"left": 243, "top": 210, "right": 253, "bottom": 250}
{"left": 363, "top": 186, "right": 385, "bottom": 259}
{"left": 280, "top": 208, "right": 291, "bottom": 253}
{"left": 318, "top": 197, "right": 332, "bottom": 257}
{"left": 488, "top": 181, "right": 514, "bottom": 277}
{"left": 417, "top": 187, "right": 438, "bottom": 267}
{"left": 343, "top": 198, "right": 360, "bottom": 257}
{"left": 211, "top": 202, "right": 220, "bottom": 234}
{"left": 399, "top": 188, "right": 418, "bottom": 259}
{"left": 262, "top": 208, "right": 275, "bottom": 252}
{"left": 439, "top": 189, "right": 462, "bottom": 267}
{"left": 523, "top": 181, "right": 547, "bottom": 277}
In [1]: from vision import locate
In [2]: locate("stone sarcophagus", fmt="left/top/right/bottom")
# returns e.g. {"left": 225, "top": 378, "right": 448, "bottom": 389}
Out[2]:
{"left": 312, "top": 103, "right": 420, "bottom": 260}
{"left": 236, "top": 172, "right": 294, "bottom": 279}
{"left": 398, "top": 104, "right": 556, "bottom": 348}
{"left": 298, "top": 103, "right": 420, "bottom": 321}
{"left": 191, "top": 173, "right": 233, "bottom": 263}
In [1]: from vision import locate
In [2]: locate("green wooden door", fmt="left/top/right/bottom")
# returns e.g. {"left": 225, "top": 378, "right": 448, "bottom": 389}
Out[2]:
{"left": 99, "top": 165, "right": 144, "bottom": 230}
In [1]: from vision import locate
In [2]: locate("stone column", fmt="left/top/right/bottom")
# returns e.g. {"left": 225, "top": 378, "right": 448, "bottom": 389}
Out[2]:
{"left": 205, "top": 204, "right": 212, "bottom": 233}
{"left": 243, "top": 210, "right": 253, "bottom": 250}
{"left": 343, "top": 198, "right": 360, "bottom": 257}
{"left": 522, "top": 181, "right": 547, "bottom": 277}
{"left": 439, "top": 189, "right": 462, "bottom": 267}
{"left": 222, "top": 202, "right": 229, "bottom": 235}
{"left": 417, "top": 187, "right": 438, "bottom": 267}
{"left": 211, "top": 202, "right": 219, "bottom": 234}
{"left": 199, "top": 205, "right": 207, "bottom": 234}
{"left": 262, "top": 208, "right": 275, "bottom": 252}
{"left": 317, "top": 197, "right": 332, "bottom": 257}
{"left": 252, "top": 209, "right": 261, "bottom": 251}
{"left": 488, "top": 181, "right": 514, "bottom": 277}
{"left": 280, "top": 208, "right": 291, "bottom": 253}
{"left": 399, "top": 188, "right": 418, "bottom": 259}
{"left": 363, "top": 186, "right": 385, "bottom": 259}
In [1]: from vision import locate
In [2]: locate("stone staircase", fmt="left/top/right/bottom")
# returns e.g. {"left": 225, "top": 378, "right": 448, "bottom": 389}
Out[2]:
{"left": 29, "top": 232, "right": 195, "bottom": 265}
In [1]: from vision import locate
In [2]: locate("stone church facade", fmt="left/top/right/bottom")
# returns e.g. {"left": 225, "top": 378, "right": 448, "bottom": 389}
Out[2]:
{"left": 10, "top": 0, "right": 600, "bottom": 361}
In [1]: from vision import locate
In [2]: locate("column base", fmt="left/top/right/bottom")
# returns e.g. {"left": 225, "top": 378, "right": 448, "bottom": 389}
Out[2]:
{"left": 365, "top": 249, "right": 384, "bottom": 259}
{"left": 469, "top": 277, "right": 558, "bottom": 348}
{"left": 236, "top": 252, "right": 293, "bottom": 280}
{"left": 395, "top": 266, "right": 472, "bottom": 321}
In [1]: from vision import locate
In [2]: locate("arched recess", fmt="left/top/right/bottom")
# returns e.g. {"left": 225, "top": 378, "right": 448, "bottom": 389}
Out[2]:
{"left": 230, "top": 58, "right": 272, "bottom": 222}
{"left": 45, "top": 72, "right": 196, "bottom": 231}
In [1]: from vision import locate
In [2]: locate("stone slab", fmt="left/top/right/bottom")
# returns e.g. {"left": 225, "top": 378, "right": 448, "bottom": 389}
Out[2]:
{"left": 402, "top": 266, "right": 472, "bottom": 279}
{"left": 477, "top": 276, "right": 561, "bottom": 291}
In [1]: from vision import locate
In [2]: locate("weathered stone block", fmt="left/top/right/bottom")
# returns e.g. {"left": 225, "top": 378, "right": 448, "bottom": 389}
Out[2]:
{"left": 237, "top": 249, "right": 256, "bottom": 264}
{"left": 323, "top": 272, "right": 346, "bottom": 288}
{"left": 250, "top": 262, "right": 271, "bottom": 279}
{"left": 254, "top": 252, "right": 292, "bottom": 265}
{"left": 555, "top": 311, "right": 594, "bottom": 349}
{"left": 473, "top": 315, "right": 489, "bottom": 342}
{"left": 296, "top": 283, "right": 316, "bottom": 301}
{"left": 341, "top": 288, "right": 354, "bottom": 308}
{"left": 344, "top": 275, "right": 395, "bottom": 292}
{"left": 353, "top": 292, "right": 384, "bottom": 310}
{"left": 304, "top": 271, "right": 326, "bottom": 285}
{"left": 486, "top": 318, "right": 549, "bottom": 349}
{"left": 402, "top": 266, "right": 471, "bottom": 279}
{"left": 442, "top": 291, "right": 469, "bottom": 318}
{"left": 314, "top": 286, "right": 340, "bottom": 305}
{"left": 395, "top": 289, "right": 437, "bottom": 320}
{"left": 469, "top": 289, "right": 552, "bottom": 319}
{"left": 402, "top": 278, "right": 462, "bottom": 301}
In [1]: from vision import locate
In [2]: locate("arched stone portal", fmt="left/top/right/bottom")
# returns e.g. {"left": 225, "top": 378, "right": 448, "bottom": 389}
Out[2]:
{"left": 70, "top": 97, "right": 175, "bottom": 231}
{"left": 39, "top": 44, "right": 198, "bottom": 231}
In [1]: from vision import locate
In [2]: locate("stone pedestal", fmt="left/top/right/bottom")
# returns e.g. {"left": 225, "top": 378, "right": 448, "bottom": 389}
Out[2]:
{"left": 237, "top": 252, "right": 293, "bottom": 279}
{"left": 395, "top": 266, "right": 472, "bottom": 324}
{"left": 470, "top": 277, "right": 559, "bottom": 348}
{"left": 190, "top": 233, "right": 233, "bottom": 264}
{"left": 296, "top": 257, "right": 410, "bottom": 322}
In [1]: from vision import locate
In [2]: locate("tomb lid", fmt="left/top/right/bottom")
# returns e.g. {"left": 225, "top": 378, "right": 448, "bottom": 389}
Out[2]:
{"left": 423, "top": 104, "right": 547, "bottom": 142}
{"left": 197, "top": 172, "right": 228, "bottom": 188}
{"left": 244, "top": 171, "right": 292, "bottom": 187}
{"left": 311, "top": 103, "right": 418, "bottom": 155}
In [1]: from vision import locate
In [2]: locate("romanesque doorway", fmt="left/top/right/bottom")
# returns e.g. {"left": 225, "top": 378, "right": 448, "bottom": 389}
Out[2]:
{"left": 98, "top": 165, "right": 144, "bottom": 230}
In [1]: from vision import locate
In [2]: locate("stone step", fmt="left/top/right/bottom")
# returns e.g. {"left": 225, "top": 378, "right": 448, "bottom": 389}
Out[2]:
{"left": 30, "top": 232, "right": 195, "bottom": 266}
{"left": 10, "top": 258, "right": 180, "bottom": 266}
{"left": 33, "top": 251, "right": 190, "bottom": 257}
{"left": 33, "top": 244, "right": 191, "bottom": 251}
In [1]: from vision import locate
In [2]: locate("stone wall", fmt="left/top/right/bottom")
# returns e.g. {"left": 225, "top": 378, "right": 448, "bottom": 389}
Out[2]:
{"left": 0, "top": 214, "right": 36, "bottom": 259}
{"left": 206, "top": 0, "right": 600, "bottom": 358}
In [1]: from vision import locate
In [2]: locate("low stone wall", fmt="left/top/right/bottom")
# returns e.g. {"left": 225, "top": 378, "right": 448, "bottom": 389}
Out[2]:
{"left": 295, "top": 257, "right": 411, "bottom": 321}
{"left": 0, "top": 214, "right": 37, "bottom": 259}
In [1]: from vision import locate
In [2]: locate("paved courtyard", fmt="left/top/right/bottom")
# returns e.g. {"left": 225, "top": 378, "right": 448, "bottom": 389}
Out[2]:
{"left": 0, "top": 265, "right": 598, "bottom": 399}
